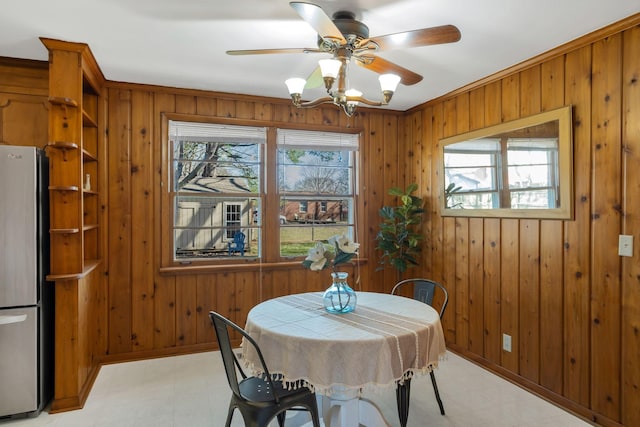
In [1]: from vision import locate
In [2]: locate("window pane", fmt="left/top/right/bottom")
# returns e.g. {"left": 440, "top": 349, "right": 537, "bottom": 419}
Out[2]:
{"left": 173, "top": 195, "right": 260, "bottom": 259}
{"left": 280, "top": 197, "right": 353, "bottom": 257}
{"left": 173, "top": 140, "right": 260, "bottom": 193}
{"left": 448, "top": 192, "right": 498, "bottom": 209}
{"left": 510, "top": 189, "right": 556, "bottom": 209}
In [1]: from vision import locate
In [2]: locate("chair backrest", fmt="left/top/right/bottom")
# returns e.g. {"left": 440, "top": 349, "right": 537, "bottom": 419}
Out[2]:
{"left": 391, "top": 278, "right": 449, "bottom": 318}
{"left": 233, "top": 231, "right": 245, "bottom": 245}
{"left": 209, "top": 311, "right": 279, "bottom": 404}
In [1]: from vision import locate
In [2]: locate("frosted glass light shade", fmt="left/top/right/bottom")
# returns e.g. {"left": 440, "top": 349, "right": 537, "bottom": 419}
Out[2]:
{"left": 285, "top": 78, "right": 306, "bottom": 95}
{"left": 345, "top": 88, "right": 362, "bottom": 102}
{"left": 319, "top": 59, "right": 342, "bottom": 78}
{"left": 379, "top": 74, "right": 401, "bottom": 92}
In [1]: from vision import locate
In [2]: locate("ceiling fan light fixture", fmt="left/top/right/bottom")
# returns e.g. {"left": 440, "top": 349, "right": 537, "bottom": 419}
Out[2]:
{"left": 285, "top": 77, "right": 306, "bottom": 105}
{"left": 379, "top": 73, "right": 401, "bottom": 104}
{"left": 379, "top": 73, "right": 401, "bottom": 93}
{"left": 230, "top": 1, "right": 461, "bottom": 118}
{"left": 318, "top": 58, "right": 342, "bottom": 78}
{"left": 318, "top": 58, "right": 342, "bottom": 91}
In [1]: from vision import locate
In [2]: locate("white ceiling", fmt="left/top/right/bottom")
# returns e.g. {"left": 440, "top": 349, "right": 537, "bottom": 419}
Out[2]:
{"left": 1, "top": 0, "right": 638, "bottom": 111}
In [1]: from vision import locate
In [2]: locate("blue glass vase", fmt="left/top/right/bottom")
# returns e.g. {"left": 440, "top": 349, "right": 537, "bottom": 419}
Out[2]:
{"left": 323, "top": 272, "right": 357, "bottom": 314}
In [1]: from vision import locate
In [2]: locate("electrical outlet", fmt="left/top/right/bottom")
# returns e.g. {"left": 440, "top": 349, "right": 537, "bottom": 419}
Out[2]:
{"left": 619, "top": 235, "right": 633, "bottom": 257}
{"left": 502, "top": 334, "right": 512, "bottom": 352}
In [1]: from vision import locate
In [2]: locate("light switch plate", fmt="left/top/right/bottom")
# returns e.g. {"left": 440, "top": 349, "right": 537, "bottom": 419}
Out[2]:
{"left": 619, "top": 235, "right": 633, "bottom": 257}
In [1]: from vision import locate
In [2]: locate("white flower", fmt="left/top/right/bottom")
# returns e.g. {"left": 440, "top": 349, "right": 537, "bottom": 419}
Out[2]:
{"left": 329, "top": 233, "right": 360, "bottom": 254}
{"left": 305, "top": 241, "right": 328, "bottom": 271}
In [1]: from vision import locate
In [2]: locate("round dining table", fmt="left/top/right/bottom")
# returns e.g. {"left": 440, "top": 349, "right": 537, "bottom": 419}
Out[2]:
{"left": 242, "top": 291, "right": 447, "bottom": 427}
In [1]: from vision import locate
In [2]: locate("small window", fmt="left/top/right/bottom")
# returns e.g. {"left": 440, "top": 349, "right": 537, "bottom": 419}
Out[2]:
{"left": 320, "top": 201, "right": 327, "bottom": 213}
{"left": 224, "top": 203, "right": 242, "bottom": 239}
{"left": 299, "top": 201, "right": 308, "bottom": 213}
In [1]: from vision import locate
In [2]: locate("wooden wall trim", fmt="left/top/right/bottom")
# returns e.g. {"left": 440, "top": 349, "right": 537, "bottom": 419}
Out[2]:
{"left": 105, "top": 79, "right": 405, "bottom": 117}
{"left": 0, "top": 57, "right": 48, "bottom": 97}
{"left": 0, "top": 56, "right": 48, "bottom": 70}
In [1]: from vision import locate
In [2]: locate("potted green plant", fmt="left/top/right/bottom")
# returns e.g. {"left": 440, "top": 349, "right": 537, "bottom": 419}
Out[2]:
{"left": 375, "top": 183, "right": 425, "bottom": 275}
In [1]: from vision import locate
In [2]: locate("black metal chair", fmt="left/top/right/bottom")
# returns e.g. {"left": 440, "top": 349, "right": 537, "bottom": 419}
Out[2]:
{"left": 209, "top": 311, "right": 321, "bottom": 427}
{"left": 391, "top": 278, "right": 449, "bottom": 426}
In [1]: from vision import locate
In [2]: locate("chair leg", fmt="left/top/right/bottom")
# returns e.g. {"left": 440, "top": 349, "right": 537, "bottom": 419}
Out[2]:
{"left": 225, "top": 404, "right": 235, "bottom": 427}
{"left": 430, "top": 371, "right": 445, "bottom": 415}
{"left": 396, "top": 379, "right": 411, "bottom": 427}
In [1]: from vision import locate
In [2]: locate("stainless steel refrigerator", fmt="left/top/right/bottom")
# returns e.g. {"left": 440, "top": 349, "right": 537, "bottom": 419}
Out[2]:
{"left": 0, "top": 145, "right": 53, "bottom": 419}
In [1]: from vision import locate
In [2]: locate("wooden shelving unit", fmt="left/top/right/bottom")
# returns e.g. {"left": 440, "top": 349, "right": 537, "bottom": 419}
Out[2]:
{"left": 41, "top": 37, "right": 107, "bottom": 413}
{"left": 44, "top": 59, "right": 102, "bottom": 278}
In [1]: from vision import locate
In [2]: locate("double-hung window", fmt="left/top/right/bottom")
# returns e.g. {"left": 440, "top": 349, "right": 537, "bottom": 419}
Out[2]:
{"left": 277, "top": 129, "right": 359, "bottom": 257}
{"left": 169, "top": 121, "right": 265, "bottom": 260}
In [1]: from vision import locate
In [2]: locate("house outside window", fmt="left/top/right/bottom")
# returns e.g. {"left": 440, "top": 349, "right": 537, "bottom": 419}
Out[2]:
{"left": 299, "top": 201, "right": 308, "bottom": 213}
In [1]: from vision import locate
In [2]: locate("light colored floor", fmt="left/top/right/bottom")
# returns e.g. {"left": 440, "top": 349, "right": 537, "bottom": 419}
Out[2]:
{"left": 3, "top": 351, "right": 592, "bottom": 427}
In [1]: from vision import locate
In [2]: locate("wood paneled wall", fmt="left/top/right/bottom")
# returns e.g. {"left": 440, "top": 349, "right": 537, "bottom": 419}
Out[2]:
{"left": 102, "top": 85, "right": 406, "bottom": 359}
{"left": 0, "top": 58, "right": 48, "bottom": 147}
{"left": 409, "top": 17, "right": 640, "bottom": 427}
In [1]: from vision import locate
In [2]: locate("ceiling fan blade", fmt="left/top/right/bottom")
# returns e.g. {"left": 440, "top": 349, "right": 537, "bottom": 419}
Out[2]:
{"left": 227, "top": 48, "right": 322, "bottom": 55}
{"left": 290, "top": 2, "right": 347, "bottom": 44}
{"left": 370, "top": 25, "right": 461, "bottom": 51}
{"left": 356, "top": 55, "right": 423, "bottom": 86}
{"left": 305, "top": 66, "right": 324, "bottom": 89}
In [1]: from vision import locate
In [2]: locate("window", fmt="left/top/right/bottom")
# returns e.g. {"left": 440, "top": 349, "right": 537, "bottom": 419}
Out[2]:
{"left": 165, "top": 118, "right": 360, "bottom": 265}
{"left": 224, "top": 203, "right": 242, "bottom": 239}
{"left": 169, "top": 121, "right": 264, "bottom": 260}
{"left": 277, "top": 129, "right": 358, "bottom": 257}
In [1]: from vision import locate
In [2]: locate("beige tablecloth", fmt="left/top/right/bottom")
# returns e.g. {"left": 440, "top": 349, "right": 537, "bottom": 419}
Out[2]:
{"left": 242, "top": 292, "right": 447, "bottom": 395}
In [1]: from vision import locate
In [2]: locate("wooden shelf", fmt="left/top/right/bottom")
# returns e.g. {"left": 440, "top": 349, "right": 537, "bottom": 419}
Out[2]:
{"left": 82, "top": 110, "right": 98, "bottom": 128}
{"left": 48, "top": 96, "right": 78, "bottom": 107}
{"left": 49, "top": 185, "right": 80, "bottom": 192}
{"left": 47, "top": 141, "right": 79, "bottom": 150}
{"left": 83, "top": 224, "right": 99, "bottom": 231}
{"left": 46, "top": 259, "right": 101, "bottom": 281}
{"left": 82, "top": 149, "right": 97, "bottom": 162}
{"left": 50, "top": 228, "right": 81, "bottom": 234}
{"left": 82, "top": 189, "right": 98, "bottom": 196}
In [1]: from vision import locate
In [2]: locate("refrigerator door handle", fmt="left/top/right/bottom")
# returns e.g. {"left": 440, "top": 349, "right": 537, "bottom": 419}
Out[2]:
{"left": 0, "top": 314, "right": 28, "bottom": 325}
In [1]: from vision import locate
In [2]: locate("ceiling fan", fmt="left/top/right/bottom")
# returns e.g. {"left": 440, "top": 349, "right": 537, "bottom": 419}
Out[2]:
{"left": 227, "top": 1, "right": 462, "bottom": 115}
